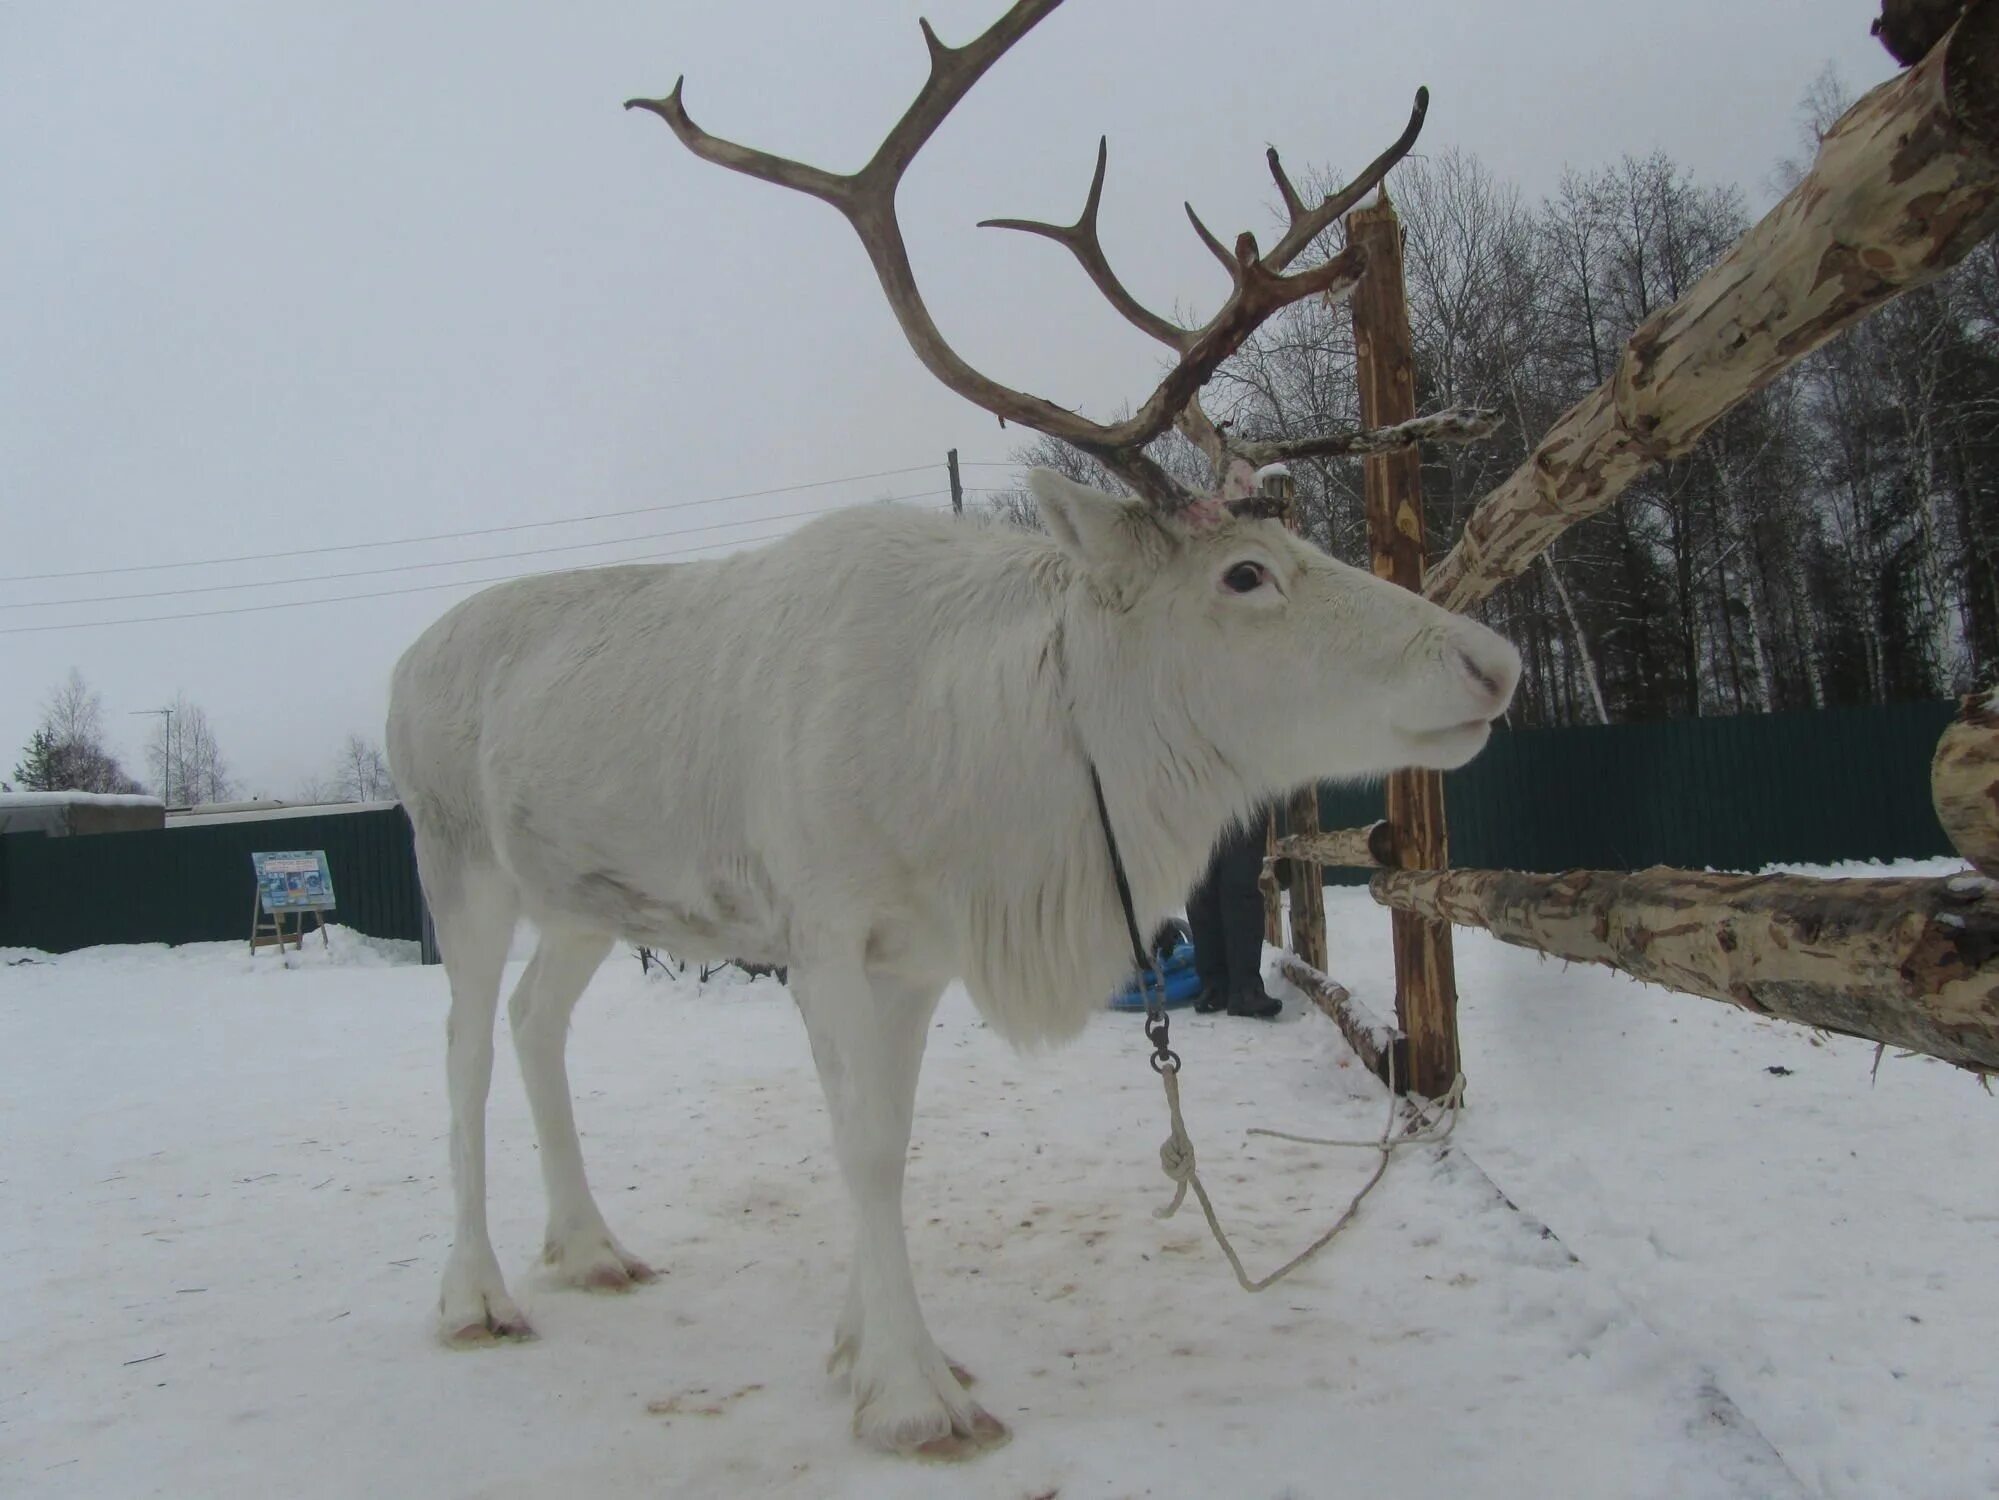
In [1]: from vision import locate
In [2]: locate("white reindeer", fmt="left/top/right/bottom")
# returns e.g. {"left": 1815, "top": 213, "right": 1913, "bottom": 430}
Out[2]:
{"left": 387, "top": 0, "right": 1520, "bottom": 1458}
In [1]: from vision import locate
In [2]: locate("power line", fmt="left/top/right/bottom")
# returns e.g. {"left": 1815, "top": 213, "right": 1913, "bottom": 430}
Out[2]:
{"left": 0, "top": 504, "right": 954, "bottom": 636}
{"left": 0, "top": 460, "right": 1017, "bottom": 585}
{"left": 0, "top": 489, "right": 976, "bottom": 611}
{"left": 0, "top": 530, "right": 789, "bottom": 635}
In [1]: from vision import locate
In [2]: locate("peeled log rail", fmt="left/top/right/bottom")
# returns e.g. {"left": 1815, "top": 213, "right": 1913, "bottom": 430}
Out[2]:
{"left": 1422, "top": 2, "right": 1999, "bottom": 611}
{"left": 1371, "top": 867, "right": 1999, "bottom": 1075}
{"left": 1279, "top": 953, "right": 1405, "bottom": 1091}
{"left": 1933, "top": 687, "right": 1999, "bottom": 877}
{"left": 1275, "top": 822, "right": 1397, "bottom": 869}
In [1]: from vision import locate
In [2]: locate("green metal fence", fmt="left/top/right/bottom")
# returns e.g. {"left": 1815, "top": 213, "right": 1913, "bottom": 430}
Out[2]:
{"left": 0, "top": 700, "right": 1965, "bottom": 954}
{"left": 1309, "top": 697, "right": 1960, "bottom": 884}
{"left": 0, "top": 805, "right": 426, "bottom": 954}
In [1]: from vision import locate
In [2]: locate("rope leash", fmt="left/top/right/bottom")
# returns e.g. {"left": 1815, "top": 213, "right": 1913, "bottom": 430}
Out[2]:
{"left": 1152, "top": 1042, "right": 1464, "bottom": 1293}
{"left": 1083, "top": 757, "right": 1461, "bottom": 1292}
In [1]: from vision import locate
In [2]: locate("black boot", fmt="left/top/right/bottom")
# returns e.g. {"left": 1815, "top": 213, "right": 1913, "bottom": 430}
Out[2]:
{"left": 1226, "top": 989, "right": 1282, "bottom": 1020}
{"left": 1193, "top": 986, "right": 1228, "bottom": 1014}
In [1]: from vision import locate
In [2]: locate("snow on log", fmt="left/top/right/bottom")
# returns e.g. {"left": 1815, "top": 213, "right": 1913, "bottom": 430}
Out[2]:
{"left": 1279, "top": 953, "right": 1405, "bottom": 1090}
{"left": 1371, "top": 867, "right": 1999, "bottom": 1075}
{"left": 1933, "top": 687, "right": 1999, "bottom": 877}
{"left": 1422, "top": 1, "right": 1999, "bottom": 611}
{"left": 1275, "top": 822, "right": 1397, "bottom": 869}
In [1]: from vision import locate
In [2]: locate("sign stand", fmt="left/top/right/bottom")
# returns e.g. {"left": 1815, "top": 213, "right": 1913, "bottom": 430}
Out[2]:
{"left": 250, "top": 850, "right": 338, "bottom": 957}
{"left": 249, "top": 892, "right": 330, "bottom": 953}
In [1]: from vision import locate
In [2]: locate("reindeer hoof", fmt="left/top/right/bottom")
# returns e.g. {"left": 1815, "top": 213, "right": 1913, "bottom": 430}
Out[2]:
{"left": 544, "top": 1233, "right": 656, "bottom": 1292}
{"left": 853, "top": 1352, "right": 997, "bottom": 1456}
{"left": 914, "top": 1408, "right": 1010, "bottom": 1462}
{"left": 438, "top": 1270, "right": 534, "bottom": 1348}
{"left": 580, "top": 1256, "right": 656, "bottom": 1292}
{"left": 441, "top": 1313, "right": 536, "bottom": 1348}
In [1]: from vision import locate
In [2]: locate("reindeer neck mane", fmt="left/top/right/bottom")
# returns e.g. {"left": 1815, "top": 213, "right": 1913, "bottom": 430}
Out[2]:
{"left": 950, "top": 547, "right": 1267, "bottom": 1048}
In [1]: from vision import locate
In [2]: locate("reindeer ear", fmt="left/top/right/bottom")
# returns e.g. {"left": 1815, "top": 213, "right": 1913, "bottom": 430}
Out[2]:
{"left": 1028, "top": 469, "right": 1147, "bottom": 569}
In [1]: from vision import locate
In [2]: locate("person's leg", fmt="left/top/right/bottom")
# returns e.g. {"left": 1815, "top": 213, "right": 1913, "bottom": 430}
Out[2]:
{"left": 1185, "top": 839, "right": 1229, "bottom": 1013}
{"left": 1216, "top": 818, "right": 1281, "bottom": 1019}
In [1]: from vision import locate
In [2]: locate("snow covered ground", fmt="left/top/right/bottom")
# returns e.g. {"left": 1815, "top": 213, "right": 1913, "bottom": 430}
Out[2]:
{"left": 2, "top": 861, "right": 1992, "bottom": 1499}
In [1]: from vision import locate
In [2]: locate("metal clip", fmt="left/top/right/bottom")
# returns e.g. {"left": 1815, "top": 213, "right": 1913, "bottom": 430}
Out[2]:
{"left": 1142, "top": 983, "right": 1180, "bottom": 1074}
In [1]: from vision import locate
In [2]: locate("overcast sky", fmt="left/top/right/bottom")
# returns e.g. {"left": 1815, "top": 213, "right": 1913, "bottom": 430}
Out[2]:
{"left": 1, "top": 1, "right": 1896, "bottom": 797}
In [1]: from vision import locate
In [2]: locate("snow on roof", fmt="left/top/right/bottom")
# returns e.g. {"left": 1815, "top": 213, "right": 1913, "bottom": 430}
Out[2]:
{"left": 166, "top": 799, "right": 400, "bottom": 828}
{"left": 0, "top": 791, "right": 164, "bottom": 809}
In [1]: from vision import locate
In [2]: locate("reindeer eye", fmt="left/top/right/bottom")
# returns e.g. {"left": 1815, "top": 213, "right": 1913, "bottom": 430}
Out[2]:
{"left": 1222, "top": 562, "right": 1268, "bottom": 594}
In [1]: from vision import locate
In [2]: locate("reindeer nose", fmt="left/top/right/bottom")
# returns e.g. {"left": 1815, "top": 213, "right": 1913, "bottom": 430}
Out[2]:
{"left": 1448, "top": 628, "right": 1521, "bottom": 717}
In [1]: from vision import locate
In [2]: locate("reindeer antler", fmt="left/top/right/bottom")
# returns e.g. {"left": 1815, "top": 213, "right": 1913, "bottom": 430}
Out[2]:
{"left": 981, "top": 88, "right": 1429, "bottom": 357}
{"left": 979, "top": 137, "right": 1193, "bottom": 353}
{"left": 977, "top": 94, "right": 1434, "bottom": 486}
{"left": 626, "top": 0, "right": 1438, "bottom": 509}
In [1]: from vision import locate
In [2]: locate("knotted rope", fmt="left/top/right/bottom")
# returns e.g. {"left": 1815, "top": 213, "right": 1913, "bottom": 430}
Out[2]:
{"left": 1152, "top": 1044, "right": 1465, "bottom": 1294}
{"left": 1080, "top": 756, "right": 1462, "bottom": 1293}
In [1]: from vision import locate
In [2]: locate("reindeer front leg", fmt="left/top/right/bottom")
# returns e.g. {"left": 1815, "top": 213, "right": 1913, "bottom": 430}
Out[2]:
{"left": 790, "top": 954, "right": 1006, "bottom": 1457}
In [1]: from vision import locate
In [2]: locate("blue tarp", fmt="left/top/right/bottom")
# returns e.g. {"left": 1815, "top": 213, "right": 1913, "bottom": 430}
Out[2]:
{"left": 1106, "top": 940, "right": 1203, "bottom": 1011}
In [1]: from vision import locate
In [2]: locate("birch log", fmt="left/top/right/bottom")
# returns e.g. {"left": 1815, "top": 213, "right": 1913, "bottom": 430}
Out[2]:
{"left": 1934, "top": 687, "right": 1999, "bottom": 876}
{"left": 1422, "top": 0, "right": 1999, "bottom": 611}
{"left": 1276, "top": 822, "right": 1397, "bottom": 869}
{"left": 1280, "top": 953, "right": 1405, "bottom": 1090}
{"left": 1371, "top": 867, "right": 1999, "bottom": 1075}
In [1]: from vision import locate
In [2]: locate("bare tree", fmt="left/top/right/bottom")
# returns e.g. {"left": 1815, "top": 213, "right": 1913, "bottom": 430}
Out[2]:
{"left": 44, "top": 668, "right": 105, "bottom": 749}
{"left": 331, "top": 733, "right": 396, "bottom": 803}
{"left": 147, "top": 694, "right": 235, "bottom": 807}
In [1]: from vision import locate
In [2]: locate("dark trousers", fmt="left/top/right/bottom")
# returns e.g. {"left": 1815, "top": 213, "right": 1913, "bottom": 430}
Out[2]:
{"left": 1187, "top": 817, "right": 1269, "bottom": 1000}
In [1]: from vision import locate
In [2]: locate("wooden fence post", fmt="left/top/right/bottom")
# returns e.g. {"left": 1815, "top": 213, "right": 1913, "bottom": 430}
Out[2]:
{"left": 1350, "top": 190, "right": 1460, "bottom": 1097}
{"left": 1263, "top": 466, "right": 1331, "bottom": 973}
{"left": 1261, "top": 811, "right": 1286, "bottom": 947}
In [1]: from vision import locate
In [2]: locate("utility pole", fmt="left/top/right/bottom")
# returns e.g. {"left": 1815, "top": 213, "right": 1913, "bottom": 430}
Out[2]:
{"left": 132, "top": 706, "right": 174, "bottom": 807}
{"left": 947, "top": 448, "right": 963, "bottom": 517}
